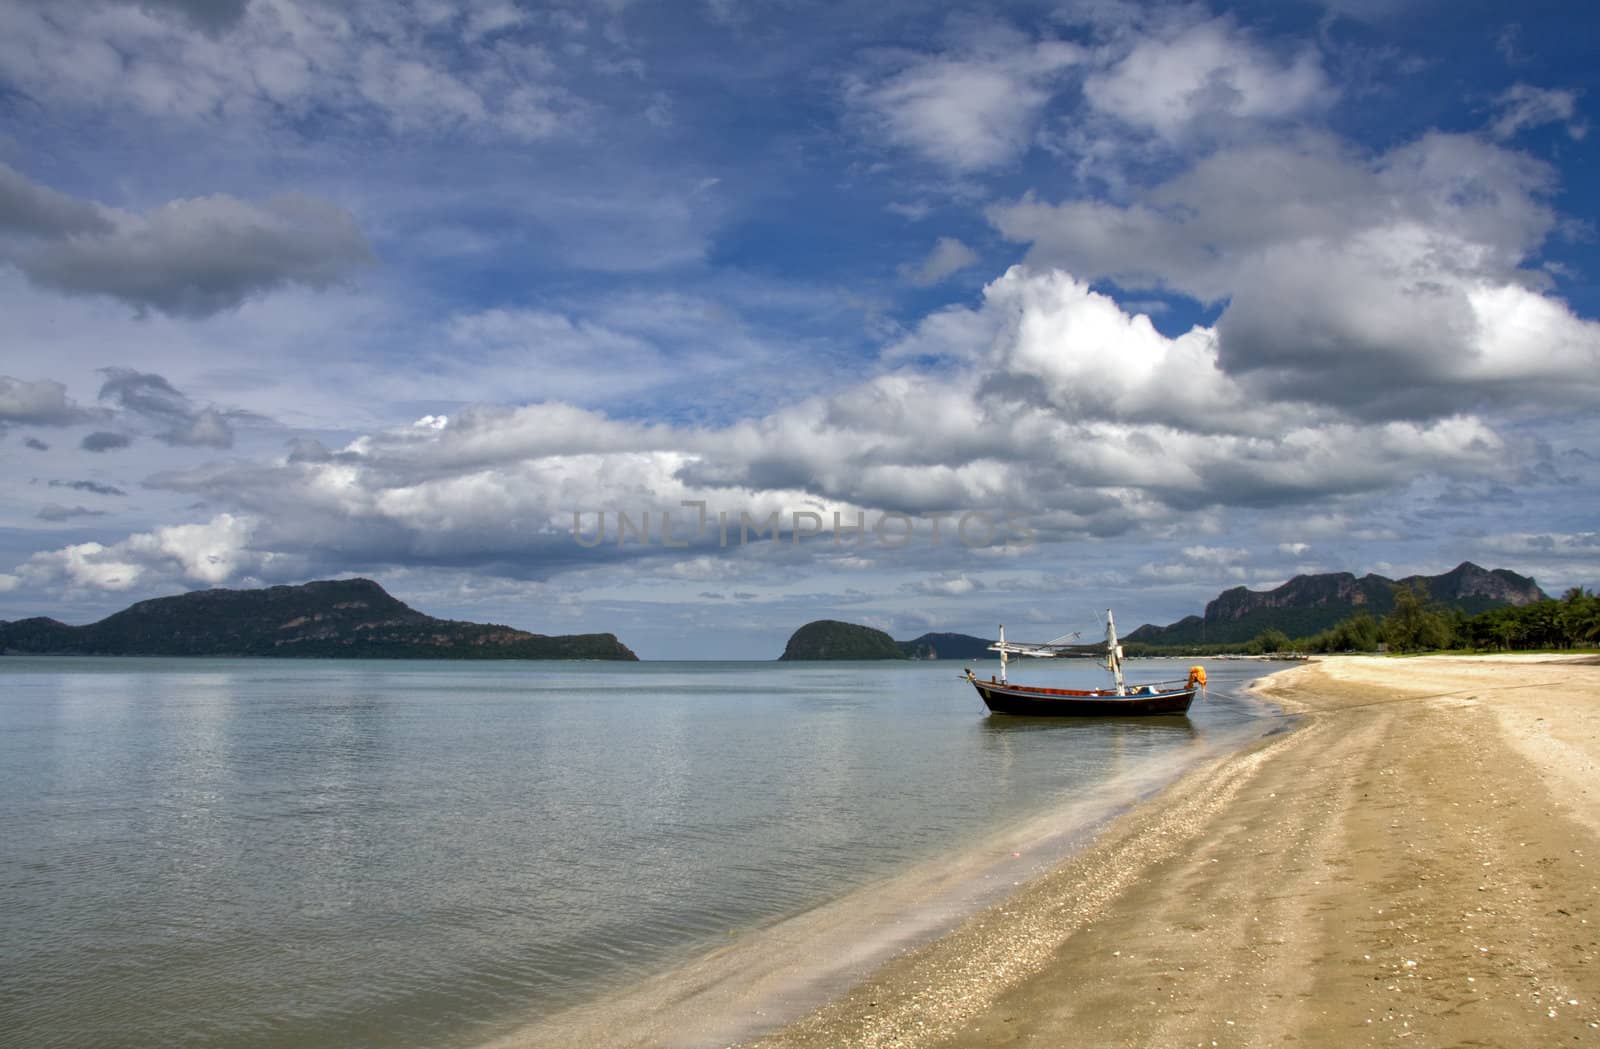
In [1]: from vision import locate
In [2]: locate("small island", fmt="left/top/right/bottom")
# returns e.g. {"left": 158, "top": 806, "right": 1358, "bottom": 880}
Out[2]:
{"left": 779, "top": 620, "right": 906, "bottom": 661}
{"left": 0, "top": 578, "right": 638, "bottom": 660}
{"left": 779, "top": 620, "right": 997, "bottom": 661}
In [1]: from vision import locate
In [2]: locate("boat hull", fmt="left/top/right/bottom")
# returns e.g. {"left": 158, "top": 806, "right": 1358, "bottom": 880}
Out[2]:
{"left": 969, "top": 677, "right": 1197, "bottom": 716}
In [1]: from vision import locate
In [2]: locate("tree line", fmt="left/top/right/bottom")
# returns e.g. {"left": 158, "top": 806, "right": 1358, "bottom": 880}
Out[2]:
{"left": 1289, "top": 583, "right": 1600, "bottom": 654}
{"left": 1127, "top": 584, "right": 1600, "bottom": 657}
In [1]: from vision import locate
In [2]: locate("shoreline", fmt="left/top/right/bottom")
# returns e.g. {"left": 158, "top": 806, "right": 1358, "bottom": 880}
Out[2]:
{"left": 738, "top": 654, "right": 1600, "bottom": 1047}
{"left": 477, "top": 688, "right": 1284, "bottom": 1049}
{"left": 480, "top": 654, "right": 1600, "bottom": 1048}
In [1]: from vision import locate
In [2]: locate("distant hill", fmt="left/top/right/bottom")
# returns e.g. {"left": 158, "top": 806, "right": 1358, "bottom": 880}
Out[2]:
{"left": 779, "top": 622, "right": 999, "bottom": 660}
{"left": 779, "top": 620, "right": 906, "bottom": 660}
{"left": 1126, "top": 562, "right": 1546, "bottom": 647}
{"left": 897, "top": 632, "right": 999, "bottom": 660}
{"left": 0, "top": 578, "right": 638, "bottom": 660}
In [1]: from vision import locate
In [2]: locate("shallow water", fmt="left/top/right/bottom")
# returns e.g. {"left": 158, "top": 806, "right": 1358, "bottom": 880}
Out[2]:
{"left": 0, "top": 657, "right": 1280, "bottom": 1048}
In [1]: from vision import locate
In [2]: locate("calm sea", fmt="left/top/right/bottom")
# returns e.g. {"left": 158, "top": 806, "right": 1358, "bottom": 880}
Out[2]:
{"left": 0, "top": 657, "right": 1283, "bottom": 1049}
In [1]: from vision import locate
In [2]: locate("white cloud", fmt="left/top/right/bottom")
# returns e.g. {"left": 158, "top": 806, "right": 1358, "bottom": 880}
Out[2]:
{"left": 1083, "top": 15, "right": 1332, "bottom": 141}
{"left": 0, "top": 376, "right": 93, "bottom": 428}
{"left": 1180, "top": 545, "right": 1249, "bottom": 565}
{"left": 982, "top": 268, "right": 1255, "bottom": 433}
{"left": 1478, "top": 531, "right": 1600, "bottom": 558}
{"left": 906, "top": 573, "right": 985, "bottom": 596}
{"left": 21, "top": 540, "right": 149, "bottom": 591}
{"left": 38, "top": 263, "right": 1535, "bottom": 593}
{"left": 1281, "top": 512, "right": 1402, "bottom": 543}
{"left": 1470, "top": 531, "right": 1600, "bottom": 593}
{"left": 1136, "top": 559, "right": 1249, "bottom": 583}
{"left": 900, "top": 237, "right": 979, "bottom": 286}
{"left": 162, "top": 407, "right": 235, "bottom": 448}
{"left": 850, "top": 34, "right": 1083, "bottom": 171}
{"left": 1489, "top": 83, "right": 1587, "bottom": 141}
{"left": 20, "top": 513, "right": 261, "bottom": 591}
{"left": 0, "top": 0, "right": 587, "bottom": 139}
{"left": 990, "top": 132, "right": 1600, "bottom": 420}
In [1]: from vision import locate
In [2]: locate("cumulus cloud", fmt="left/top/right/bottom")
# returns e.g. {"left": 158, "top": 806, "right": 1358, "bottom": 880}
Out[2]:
{"left": 20, "top": 513, "right": 260, "bottom": 590}
{"left": 1083, "top": 15, "right": 1332, "bottom": 142}
{"left": 850, "top": 13, "right": 1332, "bottom": 177}
{"left": 849, "top": 30, "right": 1083, "bottom": 171}
{"left": 0, "top": 375, "right": 93, "bottom": 428}
{"left": 24, "top": 437, "right": 49, "bottom": 450}
{"left": 990, "top": 132, "right": 1600, "bottom": 419}
{"left": 18, "top": 193, "right": 373, "bottom": 318}
{"left": 11, "top": 264, "right": 1527, "bottom": 596}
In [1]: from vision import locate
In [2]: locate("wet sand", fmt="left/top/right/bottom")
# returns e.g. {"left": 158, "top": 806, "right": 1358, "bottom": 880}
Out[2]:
{"left": 479, "top": 717, "right": 1270, "bottom": 1049}
{"left": 744, "top": 654, "right": 1600, "bottom": 1048}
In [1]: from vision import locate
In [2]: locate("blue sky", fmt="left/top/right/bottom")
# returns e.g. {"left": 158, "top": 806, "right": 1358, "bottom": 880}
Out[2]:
{"left": 1, "top": 0, "right": 1597, "bottom": 658}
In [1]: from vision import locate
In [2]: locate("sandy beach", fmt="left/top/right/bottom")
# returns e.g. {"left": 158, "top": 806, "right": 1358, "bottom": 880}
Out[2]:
{"left": 740, "top": 654, "right": 1600, "bottom": 1048}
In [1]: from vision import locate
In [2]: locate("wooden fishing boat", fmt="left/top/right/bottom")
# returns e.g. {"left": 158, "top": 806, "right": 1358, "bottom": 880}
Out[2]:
{"left": 964, "top": 610, "right": 1205, "bottom": 717}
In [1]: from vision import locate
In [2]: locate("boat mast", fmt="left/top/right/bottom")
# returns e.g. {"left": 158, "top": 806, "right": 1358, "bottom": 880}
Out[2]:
{"left": 1105, "top": 609, "right": 1126, "bottom": 696}
{"left": 998, "top": 624, "right": 1008, "bottom": 684}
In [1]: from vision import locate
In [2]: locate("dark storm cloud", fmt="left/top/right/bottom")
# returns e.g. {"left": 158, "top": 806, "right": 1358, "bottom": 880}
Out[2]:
{"left": 37, "top": 504, "right": 108, "bottom": 521}
{"left": 19, "top": 193, "right": 374, "bottom": 319}
{"left": 0, "top": 162, "right": 115, "bottom": 238}
{"left": 96, "top": 367, "right": 259, "bottom": 448}
{"left": 81, "top": 431, "right": 132, "bottom": 452}
{"left": 97, "top": 368, "right": 195, "bottom": 422}
{"left": 133, "top": 0, "right": 250, "bottom": 33}
{"left": 50, "top": 479, "right": 127, "bottom": 496}
{"left": 15, "top": 0, "right": 249, "bottom": 35}
{"left": 24, "top": 437, "right": 49, "bottom": 450}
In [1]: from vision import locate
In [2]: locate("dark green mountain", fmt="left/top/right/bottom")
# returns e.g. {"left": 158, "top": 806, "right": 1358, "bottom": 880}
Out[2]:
{"left": 897, "top": 632, "right": 999, "bottom": 660}
{"left": 779, "top": 620, "right": 908, "bottom": 660}
{"left": 0, "top": 578, "right": 638, "bottom": 660}
{"left": 779, "top": 623, "right": 1000, "bottom": 660}
{"left": 1126, "top": 562, "right": 1546, "bottom": 647}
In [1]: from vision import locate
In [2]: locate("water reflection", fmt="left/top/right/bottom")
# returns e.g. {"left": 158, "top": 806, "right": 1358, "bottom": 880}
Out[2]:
{"left": 978, "top": 714, "right": 1198, "bottom": 738}
{"left": 0, "top": 656, "right": 1284, "bottom": 1049}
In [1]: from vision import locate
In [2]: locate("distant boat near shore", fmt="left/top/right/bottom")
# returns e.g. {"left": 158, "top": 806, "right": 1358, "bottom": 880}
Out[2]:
{"left": 966, "top": 610, "right": 1206, "bottom": 717}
